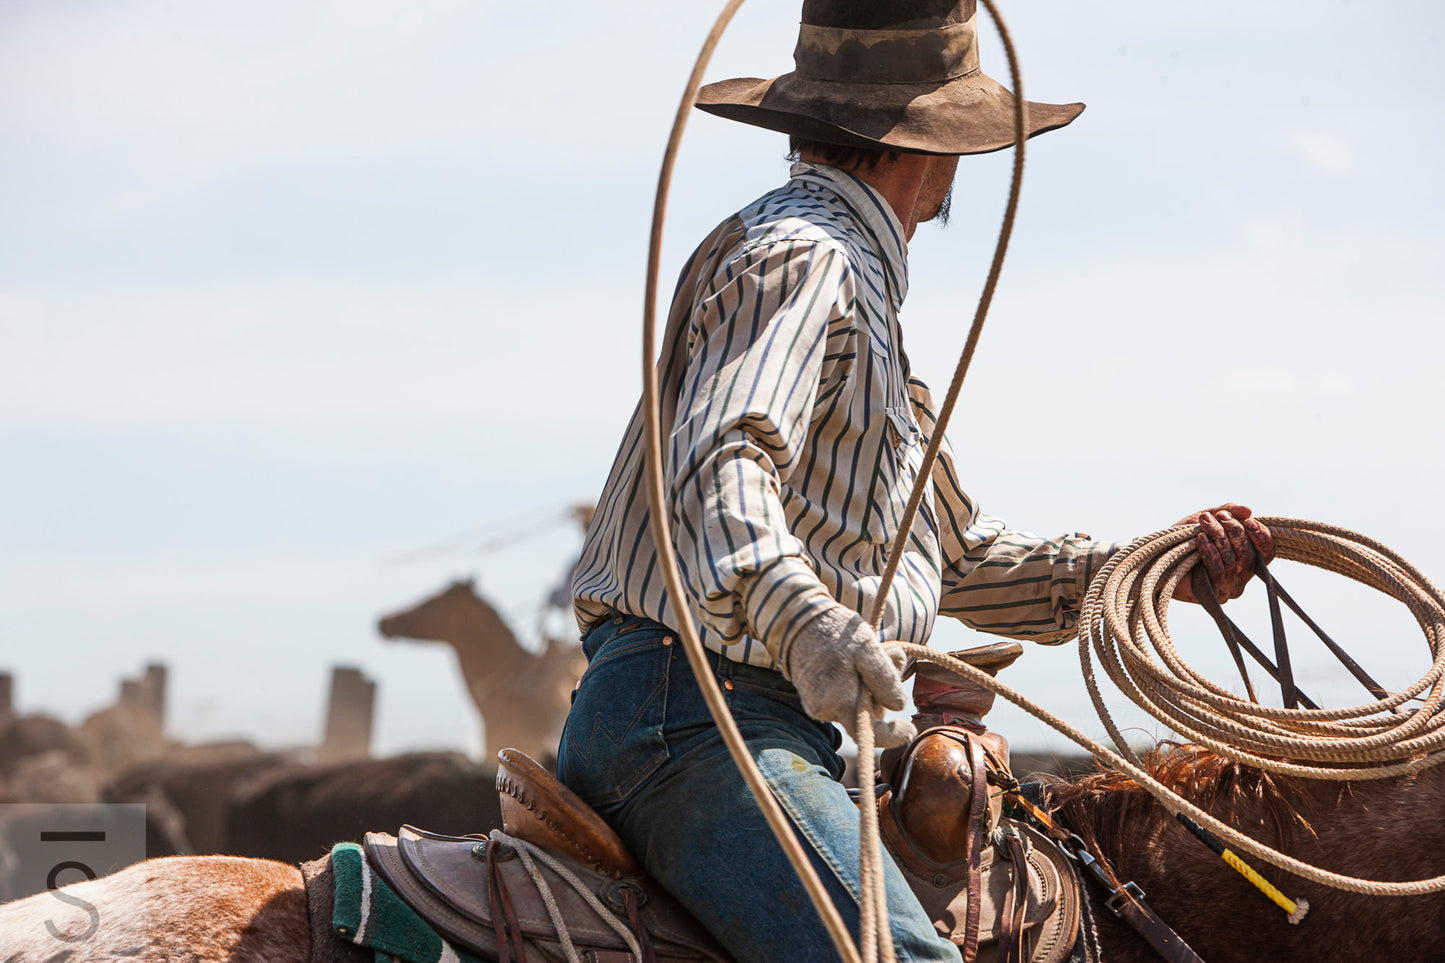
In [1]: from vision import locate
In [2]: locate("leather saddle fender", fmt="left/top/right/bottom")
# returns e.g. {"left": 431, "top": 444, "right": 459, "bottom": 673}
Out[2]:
{"left": 876, "top": 644, "right": 1081, "bottom": 963}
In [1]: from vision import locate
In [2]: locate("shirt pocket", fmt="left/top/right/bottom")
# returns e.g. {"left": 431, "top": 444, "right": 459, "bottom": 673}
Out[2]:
{"left": 884, "top": 406, "right": 921, "bottom": 464}
{"left": 886, "top": 405, "right": 933, "bottom": 512}
{"left": 860, "top": 404, "right": 933, "bottom": 546}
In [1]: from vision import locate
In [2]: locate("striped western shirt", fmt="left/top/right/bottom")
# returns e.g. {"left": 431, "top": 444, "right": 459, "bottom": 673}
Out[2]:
{"left": 573, "top": 163, "right": 1114, "bottom": 668}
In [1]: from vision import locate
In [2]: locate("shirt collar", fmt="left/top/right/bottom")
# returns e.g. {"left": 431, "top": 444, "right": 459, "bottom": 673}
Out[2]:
{"left": 790, "top": 162, "right": 910, "bottom": 308}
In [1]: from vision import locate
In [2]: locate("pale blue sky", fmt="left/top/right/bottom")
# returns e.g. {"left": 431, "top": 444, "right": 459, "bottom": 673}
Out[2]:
{"left": 3, "top": 0, "right": 1442, "bottom": 756}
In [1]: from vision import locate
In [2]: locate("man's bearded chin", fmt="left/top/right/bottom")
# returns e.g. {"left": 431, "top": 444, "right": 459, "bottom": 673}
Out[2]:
{"left": 923, "top": 185, "right": 953, "bottom": 228}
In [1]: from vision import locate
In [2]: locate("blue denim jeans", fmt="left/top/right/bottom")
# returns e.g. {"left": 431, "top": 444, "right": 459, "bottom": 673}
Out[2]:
{"left": 557, "top": 613, "right": 961, "bottom": 963}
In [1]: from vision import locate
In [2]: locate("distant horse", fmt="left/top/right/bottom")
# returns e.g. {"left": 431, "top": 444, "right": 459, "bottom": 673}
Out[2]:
{"left": 377, "top": 579, "right": 583, "bottom": 762}
{"left": 3, "top": 744, "right": 1442, "bottom": 962}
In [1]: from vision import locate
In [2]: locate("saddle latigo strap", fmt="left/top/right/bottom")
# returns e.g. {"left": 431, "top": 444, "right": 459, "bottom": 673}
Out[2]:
{"left": 995, "top": 825, "right": 1032, "bottom": 963}
{"left": 961, "top": 734, "right": 989, "bottom": 960}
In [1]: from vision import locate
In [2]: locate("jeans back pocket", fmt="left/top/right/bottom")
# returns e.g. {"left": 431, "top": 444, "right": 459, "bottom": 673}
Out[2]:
{"left": 559, "top": 626, "right": 674, "bottom": 811}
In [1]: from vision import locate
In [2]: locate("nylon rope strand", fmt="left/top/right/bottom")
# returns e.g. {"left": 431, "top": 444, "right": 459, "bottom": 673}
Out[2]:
{"left": 638, "top": 3, "right": 863, "bottom": 962}
{"left": 855, "top": 2, "right": 1032, "bottom": 957}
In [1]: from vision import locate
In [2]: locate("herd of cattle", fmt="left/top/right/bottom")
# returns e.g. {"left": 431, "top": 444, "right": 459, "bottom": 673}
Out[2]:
{"left": 0, "top": 706, "right": 506, "bottom": 884}
{"left": 0, "top": 576, "right": 583, "bottom": 894}
{"left": 0, "top": 703, "right": 1088, "bottom": 879}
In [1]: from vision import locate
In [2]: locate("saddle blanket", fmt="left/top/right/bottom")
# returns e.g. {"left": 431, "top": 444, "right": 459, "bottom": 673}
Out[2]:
{"left": 328, "top": 841, "right": 486, "bottom": 963}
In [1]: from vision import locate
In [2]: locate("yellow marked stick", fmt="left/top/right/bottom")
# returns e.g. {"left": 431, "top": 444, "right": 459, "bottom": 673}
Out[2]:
{"left": 1176, "top": 813, "right": 1310, "bottom": 924}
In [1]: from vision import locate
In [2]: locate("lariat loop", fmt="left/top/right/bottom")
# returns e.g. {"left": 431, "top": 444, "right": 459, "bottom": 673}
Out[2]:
{"left": 1083, "top": 517, "right": 1445, "bottom": 781}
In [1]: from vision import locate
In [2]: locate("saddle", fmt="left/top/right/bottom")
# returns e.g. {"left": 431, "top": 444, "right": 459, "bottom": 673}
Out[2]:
{"left": 878, "top": 645, "right": 1082, "bottom": 963}
{"left": 361, "top": 748, "right": 733, "bottom": 962}
{"left": 351, "top": 646, "right": 1078, "bottom": 963}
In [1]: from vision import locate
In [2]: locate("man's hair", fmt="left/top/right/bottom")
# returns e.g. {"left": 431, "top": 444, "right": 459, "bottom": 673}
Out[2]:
{"left": 788, "top": 135, "right": 901, "bottom": 171}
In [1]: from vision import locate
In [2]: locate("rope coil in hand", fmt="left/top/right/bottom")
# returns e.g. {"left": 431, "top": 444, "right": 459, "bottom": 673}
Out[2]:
{"left": 894, "top": 514, "right": 1445, "bottom": 897}
{"left": 1081, "top": 517, "right": 1445, "bottom": 780}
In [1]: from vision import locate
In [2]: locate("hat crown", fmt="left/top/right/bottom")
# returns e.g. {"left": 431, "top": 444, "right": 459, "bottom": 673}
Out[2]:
{"left": 800, "top": 0, "right": 975, "bottom": 30}
{"left": 792, "top": 0, "right": 980, "bottom": 86}
{"left": 693, "top": 0, "right": 1085, "bottom": 156}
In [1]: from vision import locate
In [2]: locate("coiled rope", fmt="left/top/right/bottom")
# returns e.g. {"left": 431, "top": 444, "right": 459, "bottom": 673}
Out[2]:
{"left": 1080, "top": 517, "right": 1445, "bottom": 782}
{"left": 894, "top": 517, "right": 1445, "bottom": 900}
{"left": 895, "top": 516, "right": 1445, "bottom": 898}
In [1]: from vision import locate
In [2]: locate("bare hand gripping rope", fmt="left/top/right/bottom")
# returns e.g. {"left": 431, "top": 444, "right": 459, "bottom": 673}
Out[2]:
{"left": 894, "top": 517, "right": 1445, "bottom": 901}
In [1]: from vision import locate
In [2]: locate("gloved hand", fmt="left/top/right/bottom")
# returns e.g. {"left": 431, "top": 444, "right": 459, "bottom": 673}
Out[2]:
{"left": 780, "top": 603, "right": 917, "bottom": 748}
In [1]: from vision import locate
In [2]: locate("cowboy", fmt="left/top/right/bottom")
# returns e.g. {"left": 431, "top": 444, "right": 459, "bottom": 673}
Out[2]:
{"left": 558, "top": 2, "right": 1273, "bottom": 960}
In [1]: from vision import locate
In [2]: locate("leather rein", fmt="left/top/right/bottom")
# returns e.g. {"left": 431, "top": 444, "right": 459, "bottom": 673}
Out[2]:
{"left": 1191, "top": 556, "right": 1396, "bottom": 712}
{"left": 999, "top": 777, "right": 1206, "bottom": 963}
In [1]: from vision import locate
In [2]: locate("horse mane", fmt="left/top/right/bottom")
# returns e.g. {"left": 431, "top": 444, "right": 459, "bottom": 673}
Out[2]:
{"left": 1030, "top": 743, "right": 1328, "bottom": 880}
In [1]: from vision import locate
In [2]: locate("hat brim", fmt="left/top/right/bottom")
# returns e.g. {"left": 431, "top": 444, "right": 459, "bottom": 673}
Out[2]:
{"left": 696, "top": 69, "right": 1083, "bottom": 156}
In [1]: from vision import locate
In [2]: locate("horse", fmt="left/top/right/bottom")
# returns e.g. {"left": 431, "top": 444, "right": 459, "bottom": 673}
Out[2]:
{"left": 376, "top": 579, "right": 584, "bottom": 763}
{"left": 2, "top": 744, "right": 1442, "bottom": 963}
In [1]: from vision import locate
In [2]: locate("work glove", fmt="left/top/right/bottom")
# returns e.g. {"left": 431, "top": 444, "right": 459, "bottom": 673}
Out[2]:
{"left": 780, "top": 602, "right": 917, "bottom": 748}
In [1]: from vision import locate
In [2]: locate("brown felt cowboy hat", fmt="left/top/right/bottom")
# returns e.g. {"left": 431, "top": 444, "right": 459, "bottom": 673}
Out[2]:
{"left": 695, "top": 0, "right": 1084, "bottom": 156}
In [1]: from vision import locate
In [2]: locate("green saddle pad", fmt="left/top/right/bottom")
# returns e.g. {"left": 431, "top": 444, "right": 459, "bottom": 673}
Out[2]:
{"left": 329, "top": 841, "right": 486, "bottom": 963}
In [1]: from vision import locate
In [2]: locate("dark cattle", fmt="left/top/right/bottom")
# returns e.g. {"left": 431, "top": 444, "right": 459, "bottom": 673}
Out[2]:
{"left": 0, "top": 715, "right": 87, "bottom": 782}
{"left": 103, "top": 745, "right": 294, "bottom": 856}
{"left": 1010, "top": 751, "right": 1096, "bottom": 780}
{"left": 224, "top": 751, "right": 502, "bottom": 864}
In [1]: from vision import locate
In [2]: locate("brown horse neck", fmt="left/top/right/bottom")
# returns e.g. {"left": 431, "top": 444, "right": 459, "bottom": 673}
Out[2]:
{"left": 1038, "top": 746, "right": 1445, "bottom": 963}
